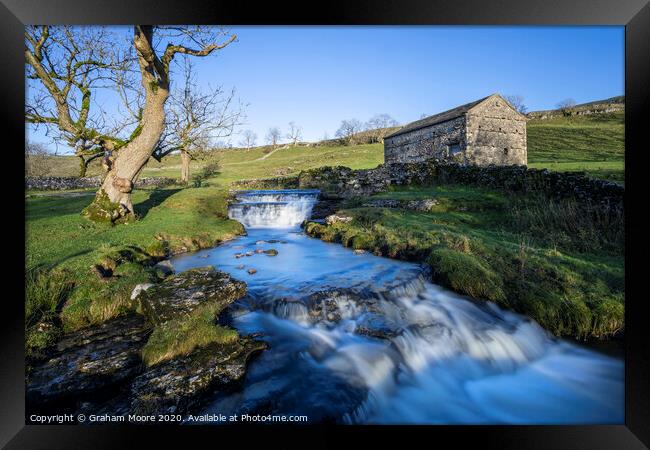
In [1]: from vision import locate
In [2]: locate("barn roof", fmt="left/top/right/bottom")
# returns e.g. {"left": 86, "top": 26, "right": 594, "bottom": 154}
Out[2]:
{"left": 385, "top": 94, "right": 497, "bottom": 139}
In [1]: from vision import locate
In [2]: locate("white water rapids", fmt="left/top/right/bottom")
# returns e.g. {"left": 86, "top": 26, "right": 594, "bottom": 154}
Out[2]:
{"left": 170, "top": 189, "right": 624, "bottom": 424}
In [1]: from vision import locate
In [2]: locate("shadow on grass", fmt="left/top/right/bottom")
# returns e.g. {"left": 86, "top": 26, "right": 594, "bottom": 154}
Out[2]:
{"left": 26, "top": 194, "right": 96, "bottom": 221}
{"left": 134, "top": 188, "right": 183, "bottom": 219}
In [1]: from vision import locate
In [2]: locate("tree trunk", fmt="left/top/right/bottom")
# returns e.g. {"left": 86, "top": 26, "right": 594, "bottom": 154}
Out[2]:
{"left": 78, "top": 156, "right": 87, "bottom": 178}
{"left": 180, "top": 150, "right": 190, "bottom": 184}
{"left": 84, "top": 89, "right": 168, "bottom": 223}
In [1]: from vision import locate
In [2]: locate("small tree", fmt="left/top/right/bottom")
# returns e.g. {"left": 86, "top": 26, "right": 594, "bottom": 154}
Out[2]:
{"left": 365, "top": 113, "right": 398, "bottom": 143}
{"left": 504, "top": 95, "right": 528, "bottom": 114}
{"left": 25, "top": 141, "right": 54, "bottom": 177}
{"left": 152, "top": 58, "right": 244, "bottom": 184}
{"left": 557, "top": 98, "right": 577, "bottom": 115}
{"left": 335, "top": 119, "right": 363, "bottom": 145}
{"left": 239, "top": 129, "right": 257, "bottom": 150}
{"left": 191, "top": 160, "right": 221, "bottom": 188}
{"left": 286, "top": 122, "right": 303, "bottom": 146}
{"left": 266, "top": 127, "right": 281, "bottom": 148}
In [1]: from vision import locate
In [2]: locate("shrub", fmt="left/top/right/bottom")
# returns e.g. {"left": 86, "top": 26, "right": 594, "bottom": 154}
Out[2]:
{"left": 191, "top": 161, "right": 221, "bottom": 188}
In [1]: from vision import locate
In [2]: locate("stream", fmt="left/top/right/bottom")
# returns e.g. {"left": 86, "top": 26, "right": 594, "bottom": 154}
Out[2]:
{"left": 170, "top": 189, "right": 624, "bottom": 424}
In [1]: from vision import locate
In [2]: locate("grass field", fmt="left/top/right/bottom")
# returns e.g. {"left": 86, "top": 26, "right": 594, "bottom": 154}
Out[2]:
{"left": 527, "top": 111, "right": 624, "bottom": 183}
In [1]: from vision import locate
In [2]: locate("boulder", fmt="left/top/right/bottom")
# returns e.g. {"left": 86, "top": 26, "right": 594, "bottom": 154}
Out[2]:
{"left": 325, "top": 214, "right": 353, "bottom": 225}
{"left": 154, "top": 260, "right": 175, "bottom": 277}
{"left": 129, "top": 338, "right": 267, "bottom": 415}
{"left": 406, "top": 199, "right": 439, "bottom": 211}
{"left": 138, "top": 266, "right": 247, "bottom": 325}
{"left": 263, "top": 249, "right": 278, "bottom": 256}
{"left": 26, "top": 314, "right": 150, "bottom": 405}
{"left": 130, "top": 283, "right": 154, "bottom": 300}
{"left": 305, "top": 289, "right": 382, "bottom": 323}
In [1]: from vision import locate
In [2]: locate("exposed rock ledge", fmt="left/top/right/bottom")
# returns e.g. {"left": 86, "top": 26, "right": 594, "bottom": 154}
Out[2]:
{"left": 26, "top": 267, "right": 264, "bottom": 418}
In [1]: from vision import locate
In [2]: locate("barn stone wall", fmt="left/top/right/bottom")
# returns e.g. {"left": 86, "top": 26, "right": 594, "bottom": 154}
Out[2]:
{"left": 384, "top": 96, "right": 527, "bottom": 166}
{"left": 465, "top": 96, "right": 527, "bottom": 165}
{"left": 383, "top": 116, "right": 467, "bottom": 165}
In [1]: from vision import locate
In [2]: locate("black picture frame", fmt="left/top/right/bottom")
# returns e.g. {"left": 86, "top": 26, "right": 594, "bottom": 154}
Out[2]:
{"left": 4, "top": 0, "right": 649, "bottom": 448}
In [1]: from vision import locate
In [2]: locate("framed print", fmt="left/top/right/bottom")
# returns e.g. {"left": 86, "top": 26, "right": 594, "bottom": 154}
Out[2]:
{"left": 2, "top": 0, "right": 649, "bottom": 448}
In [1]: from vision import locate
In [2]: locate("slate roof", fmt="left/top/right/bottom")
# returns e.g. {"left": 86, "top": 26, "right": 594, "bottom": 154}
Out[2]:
{"left": 385, "top": 94, "right": 493, "bottom": 139}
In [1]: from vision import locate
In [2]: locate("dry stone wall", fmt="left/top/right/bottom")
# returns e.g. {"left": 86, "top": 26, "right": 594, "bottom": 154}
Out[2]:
{"left": 25, "top": 176, "right": 177, "bottom": 191}
{"left": 295, "top": 160, "right": 623, "bottom": 210}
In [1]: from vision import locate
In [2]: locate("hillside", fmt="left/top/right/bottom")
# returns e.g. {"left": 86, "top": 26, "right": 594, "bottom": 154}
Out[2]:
{"left": 31, "top": 104, "right": 624, "bottom": 186}
{"left": 527, "top": 111, "right": 624, "bottom": 183}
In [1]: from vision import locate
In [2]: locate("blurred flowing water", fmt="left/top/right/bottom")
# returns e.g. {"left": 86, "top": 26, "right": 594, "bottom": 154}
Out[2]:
{"left": 170, "top": 189, "right": 624, "bottom": 424}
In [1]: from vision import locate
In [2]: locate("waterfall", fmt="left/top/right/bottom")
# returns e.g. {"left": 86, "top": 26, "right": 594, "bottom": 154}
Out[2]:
{"left": 228, "top": 189, "right": 320, "bottom": 228}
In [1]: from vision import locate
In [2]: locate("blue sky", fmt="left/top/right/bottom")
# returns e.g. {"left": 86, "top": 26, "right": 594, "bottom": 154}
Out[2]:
{"left": 28, "top": 26, "right": 624, "bottom": 152}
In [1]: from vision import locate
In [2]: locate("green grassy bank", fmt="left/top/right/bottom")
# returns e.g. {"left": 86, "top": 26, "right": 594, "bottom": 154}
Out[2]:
{"left": 304, "top": 184, "right": 624, "bottom": 340}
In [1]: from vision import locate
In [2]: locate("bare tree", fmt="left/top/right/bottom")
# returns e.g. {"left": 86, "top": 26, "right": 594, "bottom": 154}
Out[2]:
{"left": 24, "top": 26, "right": 133, "bottom": 178}
{"left": 239, "top": 129, "right": 257, "bottom": 150}
{"left": 26, "top": 25, "right": 237, "bottom": 223}
{"left": 286, "top": 122, "right": 303, "bottom": 146}
{"left": 335, "top": 119, "right": 363, "bottom": 145}
{"left": 504, "top": 95, "right": 528, "bottom": 114}
{"left": 25, "top": 141, "right": 54, "bottom": 177}
{"left": 557, "top": 98, "right": 577, "bottom": 114}
{"left": 266, "top": 127, "right": 281, "bottom": 148}
{"left": 365, "top": 113, "right": 398, "bottom": 143}
{"left": 152, "top": 58, "right": 244, "bottom": 183}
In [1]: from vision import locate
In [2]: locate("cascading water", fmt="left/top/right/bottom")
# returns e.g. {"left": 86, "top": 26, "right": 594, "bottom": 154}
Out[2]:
{"left": 228, "top": 189, "right": 319, "bottom": 228}
{"left": 171, "top": 190, "right": 624, "bottom": 424}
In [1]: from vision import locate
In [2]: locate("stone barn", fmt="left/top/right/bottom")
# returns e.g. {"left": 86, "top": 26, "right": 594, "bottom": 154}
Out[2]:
{"left": 384, "top": 94, "right": 527, "bottom": 166}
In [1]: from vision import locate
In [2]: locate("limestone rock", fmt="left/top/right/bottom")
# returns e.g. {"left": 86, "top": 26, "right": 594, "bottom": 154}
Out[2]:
{"left": 129, "top": 338, "right": 267, "bottom": 416}
{"left": 153, "top": 260, "right": 175, "bottom": 277}
{"left": 325, "top": 214, "right": 353, "bottom": 225}
{"left": 26, "top": 314, "right": 150, "bottom": 405}
{"left": 131, "top": 283, "right": 154, "bottom": 300}
{"left": 138, "top": 266, "right": 247, "bottom": 326}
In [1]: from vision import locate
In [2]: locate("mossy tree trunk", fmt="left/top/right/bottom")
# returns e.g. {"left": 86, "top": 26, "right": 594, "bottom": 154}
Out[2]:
{"left": 84, "top": 27, "right": 169, "bottom": 223}
{"left": 83, "top": 26, "right": 234, "bottom": 223}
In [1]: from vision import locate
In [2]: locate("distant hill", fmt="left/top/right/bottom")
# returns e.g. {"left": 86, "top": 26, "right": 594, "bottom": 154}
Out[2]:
{"left": 527, "top": 110, "right": 624, "bottom": 183}
{"left": 527, "top": 96, "right": 624, "bottom": 120}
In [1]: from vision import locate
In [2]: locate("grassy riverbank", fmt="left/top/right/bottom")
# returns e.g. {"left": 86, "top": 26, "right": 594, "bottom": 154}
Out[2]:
{"left": 304, "top": 184, "right": 624, "bottom": 340}
{"left": 25, "top": 186, "right": 244, "bottom": 353}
